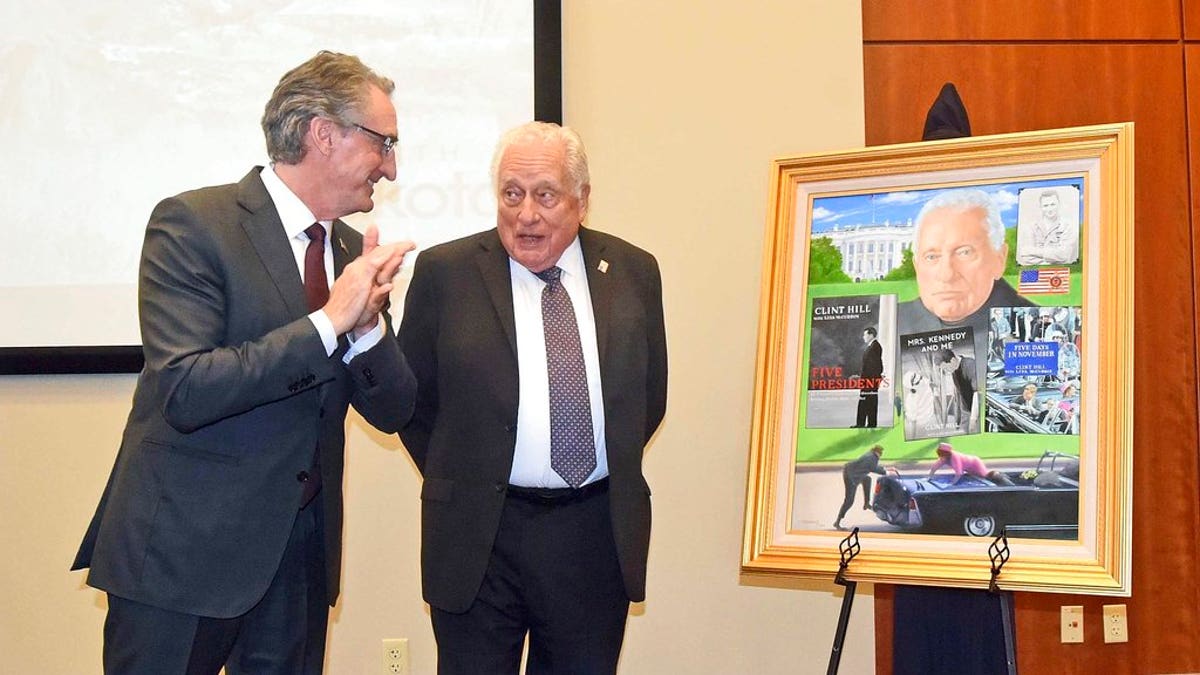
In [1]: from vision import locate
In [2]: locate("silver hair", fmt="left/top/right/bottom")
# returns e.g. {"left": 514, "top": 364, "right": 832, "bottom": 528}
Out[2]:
{"left": 490, "top": 121, "right": 590, "bottom": 198}
{"left": 261, "top": 51, "right": 395, "bottom": 165}
{"left": 912, "top": 188, "right": 1006, "bottom": 251}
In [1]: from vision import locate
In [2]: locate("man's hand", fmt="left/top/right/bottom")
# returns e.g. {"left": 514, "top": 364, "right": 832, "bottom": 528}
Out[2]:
{"left": 323, "top": 225, "right": 415, "bottom": 336}
{"left": 353, "top": 235, "right": 415, "bottom": 337}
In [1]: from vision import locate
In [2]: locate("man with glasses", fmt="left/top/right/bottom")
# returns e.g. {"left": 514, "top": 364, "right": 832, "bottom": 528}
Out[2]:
{"left": 354, "top": 122, "right": 398, "bottom": 155}
{"left": 72, "top": 51, "right": 417, "bottom": 674}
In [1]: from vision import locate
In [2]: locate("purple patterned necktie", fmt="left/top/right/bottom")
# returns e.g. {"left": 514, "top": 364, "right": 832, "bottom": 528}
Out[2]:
{"left": 536, "top": 266, "right": 596, "bottom": 488}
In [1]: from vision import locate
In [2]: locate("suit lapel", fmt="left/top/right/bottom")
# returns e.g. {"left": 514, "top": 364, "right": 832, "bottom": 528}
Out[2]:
{"left": 474, "top": 230, "right": 519, "bottom": 358}
{"left": 331, "top": 220, "right": 354, "bottom": 278}
{"left": 238, "top": 169, "right": 339, "bottom": 406}
{"left": 237, "top": 169, "right": 309, "bottom": 320}
{"left": 580, "top": 229, "right": 612, "bottom": 365}
{"left": 472, "top": 228, "right": 609, "bottom": 362}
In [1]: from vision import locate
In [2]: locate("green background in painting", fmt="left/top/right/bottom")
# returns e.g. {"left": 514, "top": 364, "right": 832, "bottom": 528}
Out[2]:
{"left": 794, "top": 274, "right": 1083, "bottom": 464}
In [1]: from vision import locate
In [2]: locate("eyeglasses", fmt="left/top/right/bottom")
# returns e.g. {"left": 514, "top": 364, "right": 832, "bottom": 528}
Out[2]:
{"left": 353, "top": 124, "right": 397, "bottom": 156}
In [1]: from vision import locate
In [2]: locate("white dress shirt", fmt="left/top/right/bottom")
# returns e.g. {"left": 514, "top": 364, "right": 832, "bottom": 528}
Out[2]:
{"left": 508, "top": 237, "right": 607, "bottom": 487}
{"left": 260, "top": 165, "right": 382, "bottom": 362}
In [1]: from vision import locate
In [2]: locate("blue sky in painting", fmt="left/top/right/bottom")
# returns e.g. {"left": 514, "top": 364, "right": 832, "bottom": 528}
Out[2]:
{"left": 810, "top": 176, "right": 1084, "bottom": 234}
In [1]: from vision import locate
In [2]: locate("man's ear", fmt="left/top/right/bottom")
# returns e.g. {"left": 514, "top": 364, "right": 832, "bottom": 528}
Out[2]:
{"left": 578, "top": 183, "right": 591, "bottom": 222}
{"left": 307, "top": 117, "right": 338, "bottom": 158}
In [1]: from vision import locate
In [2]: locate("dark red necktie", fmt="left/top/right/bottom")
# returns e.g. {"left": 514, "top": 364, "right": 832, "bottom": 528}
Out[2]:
{"left": 303, "top": 223, "right": 329, "bottom": 311}
{"left": 299, "top": 223, "right": 327, "bottom": 508}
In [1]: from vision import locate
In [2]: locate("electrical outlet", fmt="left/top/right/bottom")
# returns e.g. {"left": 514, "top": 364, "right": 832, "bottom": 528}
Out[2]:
{"left": 382, "top": 638, "right": 409, "bottom": 675}
{"left": 1060, "top": 605, "right": 1083, "bottom": 643}
{"left": 1103, "top": 604, "right": 1128, "bottom": 643}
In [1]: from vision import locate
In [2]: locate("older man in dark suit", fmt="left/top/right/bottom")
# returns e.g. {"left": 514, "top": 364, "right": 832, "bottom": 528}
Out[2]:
{"left": 399, "top": 121, "right": 668, "bottom": 674}
{"left": 72, "top": 51, "right": 417, "bottom": 674}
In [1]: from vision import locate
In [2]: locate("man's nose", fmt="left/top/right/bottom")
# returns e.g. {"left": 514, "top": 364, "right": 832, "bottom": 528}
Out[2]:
{"left": 517, "top": 196, "right": 539, "bottom": 224}
{"left": 380, "top": 151, "right": 397, "bottom": 182}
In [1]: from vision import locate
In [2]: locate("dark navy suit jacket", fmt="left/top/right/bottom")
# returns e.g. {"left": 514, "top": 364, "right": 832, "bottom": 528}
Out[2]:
{"left": 398, "top": 227, "right": 667, "bottom": 612}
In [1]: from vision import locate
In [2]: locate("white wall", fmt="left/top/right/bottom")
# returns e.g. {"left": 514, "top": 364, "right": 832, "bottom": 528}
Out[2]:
{"left": 0, "top": 2, "right": 868, "bottom": 673}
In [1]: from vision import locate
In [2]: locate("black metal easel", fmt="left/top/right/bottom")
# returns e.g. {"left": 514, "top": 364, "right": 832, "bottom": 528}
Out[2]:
{"left": 988, "top": 527, "right": 1018, "bottom": 675}
{"left": 827, "top": 527, "right": 861, "bottom": 675}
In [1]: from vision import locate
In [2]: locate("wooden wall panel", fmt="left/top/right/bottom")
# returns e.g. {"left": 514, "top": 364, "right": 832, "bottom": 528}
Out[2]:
{"left": 1189, "top": 44, "right": 1200, "bottom": 444}
{"left": 864, "top": 43, "right": 1200, "bottom": 675}
{"left": 1187, "top": 0, "right": 1200, "bottom": 40}
{"left": 864, "top": 45, "right": 1185, "bottom": 150}
{"left": 863, "top": 0, "right": 1181, "bottom": 42}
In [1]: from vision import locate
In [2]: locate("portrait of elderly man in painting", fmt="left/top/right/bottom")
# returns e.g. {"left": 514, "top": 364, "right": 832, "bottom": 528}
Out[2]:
{"left": 897, "top": 188, "right": 1034, "bottom": 385}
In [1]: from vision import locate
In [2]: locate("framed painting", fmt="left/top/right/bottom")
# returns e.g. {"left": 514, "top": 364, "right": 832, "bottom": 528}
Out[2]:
{"left": 741, "top": 123, "right": 1133, "bottom": 595}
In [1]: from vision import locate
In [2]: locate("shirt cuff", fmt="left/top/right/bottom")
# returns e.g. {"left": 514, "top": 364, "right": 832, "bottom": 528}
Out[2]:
{"left": 308, "top": 310, "right": 338, "bottom": 357}
{"left": 342, "top": 315, "right": 384, "bottom": 364}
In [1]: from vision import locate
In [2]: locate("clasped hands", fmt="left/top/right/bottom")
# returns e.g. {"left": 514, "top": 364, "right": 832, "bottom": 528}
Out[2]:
{"left": 324, "top": 225, "right": 415, "bottom": 338}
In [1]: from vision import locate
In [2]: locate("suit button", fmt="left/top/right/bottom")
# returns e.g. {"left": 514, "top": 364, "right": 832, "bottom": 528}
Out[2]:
{"left": 319, "top": 407, "right": 325, "bottom": 418}
{"left": 297, "top": 471, "right": 310, "bottom": 482}
{"left": 494, "top": 483, "right": 506, "bottom": 493}
{"left": 504, "top": 424, "right": 516, "bottom": 433}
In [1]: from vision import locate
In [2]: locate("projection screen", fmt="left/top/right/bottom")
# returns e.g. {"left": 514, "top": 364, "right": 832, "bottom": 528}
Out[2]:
{"left": 0, "top": 0, "right": 561, "bottom": 373}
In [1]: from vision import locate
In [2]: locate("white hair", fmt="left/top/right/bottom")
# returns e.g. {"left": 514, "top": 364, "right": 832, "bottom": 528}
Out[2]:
{"left": 912, "top": 188, "right": 1006, "bottom": 251}
{"left": 490, "top": 121, "right": 590, "bottom": 198}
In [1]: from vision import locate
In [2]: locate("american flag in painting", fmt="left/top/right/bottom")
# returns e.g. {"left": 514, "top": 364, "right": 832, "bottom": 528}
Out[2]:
{"left": 1018, "top": 267, "right": 1070, "bottom": 294}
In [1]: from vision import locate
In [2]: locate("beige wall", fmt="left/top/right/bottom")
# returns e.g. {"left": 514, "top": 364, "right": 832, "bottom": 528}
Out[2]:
{"left": 562, "top": 2, "right": 867, "bottom": 672}
{"left": 0, "top": 2, "right": 866, "bottom": 673}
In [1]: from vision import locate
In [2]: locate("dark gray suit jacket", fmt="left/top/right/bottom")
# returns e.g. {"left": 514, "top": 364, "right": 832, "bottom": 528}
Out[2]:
{"left": 398, "top": 227, "right": 667, "bottom": 612}
{"left": 72, "top": 167, "right": 416, "bottom": 618}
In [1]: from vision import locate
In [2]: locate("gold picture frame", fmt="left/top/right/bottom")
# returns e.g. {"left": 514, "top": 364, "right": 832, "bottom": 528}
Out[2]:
{"left": 741, "top": 123, "right": 1133, "bottom": 595}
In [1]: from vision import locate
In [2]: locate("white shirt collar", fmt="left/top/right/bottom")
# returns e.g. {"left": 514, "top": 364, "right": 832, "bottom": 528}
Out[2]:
{"left": 510, "top": 234, "right": 586, "bottom": 281}
{"left": 260, "top": 164, "right": 327, "bottom": 238}
{"left": 556, "top": 235, "right": 586, "bottom": 280}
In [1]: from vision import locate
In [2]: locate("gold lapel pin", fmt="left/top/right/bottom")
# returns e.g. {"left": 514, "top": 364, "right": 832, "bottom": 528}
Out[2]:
{"left": 338, "top": 237, "right": 349, "bottom": 255}
{"left": 598, "top": 260, "right": 609, "bottom": 274}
